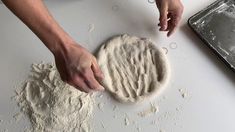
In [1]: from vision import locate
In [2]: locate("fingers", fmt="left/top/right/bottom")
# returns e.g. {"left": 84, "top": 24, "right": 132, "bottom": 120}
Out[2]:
{"left": 91, "top": 57, "right": 104, "bottom": 81}
{"left": 167, "top": 15, "right": 181, "bottom": 37}
{"left": 157, "top": 0, "right": 184, "bottom": 37}
{"left": 67, "top": 76, "right": 91, "bottom": 93}
{"left": 159, "top": 3, "right": 168, "bottom": 31}
{"left": 158, "top": 10, "right": 182, "bottom": 37}
{"left": 82, "top": 68, "right": 104, "bottom": 91}
{"left": 167, "top": 7, "right": 183, "bottom": 37}
{"left": 67, "top": 69, "right": 104, "bottom": 93}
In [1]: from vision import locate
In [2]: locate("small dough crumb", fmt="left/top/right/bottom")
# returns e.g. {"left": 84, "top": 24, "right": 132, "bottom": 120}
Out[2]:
{"left": 113, "top": 115, "right": 118, "bottom": 119}
{"left": 98, "top": 94, "right": 103, "bottom": 98}
{"left": 13, "top": 112, "right": 22, "bottom": 122}
{"left": 138, "top": 103, "right": 159, "bottom": 117}
{"left": 151, "top": 120, "right": 157, "bottom": 125}
{"left": 97, "top": 102, "right": 105, "bottom": 111}
{"left": 137, "top": 126, "right": 141, "bottom": 132}
{"left": 88, "top": 23, "right": 95, "bottom": 32}
{"left": 178, "top": 88, "right": 190, "bottom": 99}
{"left": 124, "top": 117, "right": 130, "bottom": 126}
{"left": 112, "top": 105, "right": 117, "bottom": 111}
{"left": 101, "top": 122, "right": 106, "bottom": 129}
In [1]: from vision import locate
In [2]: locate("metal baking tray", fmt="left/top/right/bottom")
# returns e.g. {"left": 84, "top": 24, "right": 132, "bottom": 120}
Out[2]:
{"left": 188, "top": 0, "right": 235, "bottom": 72}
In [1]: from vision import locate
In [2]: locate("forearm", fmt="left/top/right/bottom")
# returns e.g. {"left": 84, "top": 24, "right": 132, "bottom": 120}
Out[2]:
{"left": 2, "top": 0, "right": 73, "bottom": 54}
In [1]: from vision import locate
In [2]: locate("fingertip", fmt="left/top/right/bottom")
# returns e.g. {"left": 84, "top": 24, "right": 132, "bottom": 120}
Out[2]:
{"left": 167, "top": 32, "right": 171, "bottom": 37}
{"left": 98, "top": 86, "right": 105, "bottom": 91}
{"left": 95, "top": 71, "right": 105, "bottom": 82}
{"left": 167, "top": 29, "right": 174, "bottom": 37}
{"left": 92, "top": 84, "right": 104, "bottom": 91}
{"left": 100, "top": 72, "right": 105, "bottom": 79}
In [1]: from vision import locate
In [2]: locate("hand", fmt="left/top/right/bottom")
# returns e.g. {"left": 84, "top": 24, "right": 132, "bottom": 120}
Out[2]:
{"left": 2, "top": 0, "right": 104, "bottom": 93}
{"left": 54, "top": 42, "right": 104, "bottom": 93}
{"left": 156, "top": 0, "right": 184, "bottom": 37}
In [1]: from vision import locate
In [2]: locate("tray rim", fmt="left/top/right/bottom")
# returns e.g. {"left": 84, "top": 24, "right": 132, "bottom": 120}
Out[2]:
{"left": 188, "top": 0, "right": 235, "bottom": 73}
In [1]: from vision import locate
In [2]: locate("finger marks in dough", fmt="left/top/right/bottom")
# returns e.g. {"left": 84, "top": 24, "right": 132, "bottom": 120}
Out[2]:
{"left": 97, "top": 34, "right": 170, "bottom": 103}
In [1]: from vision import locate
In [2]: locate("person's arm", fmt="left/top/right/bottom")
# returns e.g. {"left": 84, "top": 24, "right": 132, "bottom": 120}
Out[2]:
{"left": 156, "top": 0, "right": 184, "bottom": 37}
{"left": 2, "top": 0, "right": 104, "bottom": 92}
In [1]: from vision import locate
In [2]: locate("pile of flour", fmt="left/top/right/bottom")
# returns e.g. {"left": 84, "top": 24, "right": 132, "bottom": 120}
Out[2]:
{"left": 14, "top": 62, "right": 94, "bottom": 132}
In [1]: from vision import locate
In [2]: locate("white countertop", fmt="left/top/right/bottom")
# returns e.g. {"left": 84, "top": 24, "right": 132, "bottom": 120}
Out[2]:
{"left": 1, "top": 0, "right": 235, "bottom": 132}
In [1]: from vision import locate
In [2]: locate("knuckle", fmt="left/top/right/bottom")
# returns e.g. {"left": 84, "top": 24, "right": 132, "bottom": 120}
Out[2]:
{"left": 83, "top": 71, "right": 91, "bottom": 80}
{"left": 78, "top": 67, "right": 89, "bottom": 75}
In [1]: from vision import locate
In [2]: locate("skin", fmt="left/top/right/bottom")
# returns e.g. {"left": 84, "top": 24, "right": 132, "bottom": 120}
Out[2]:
{"left": 156, "top": 0, "right": 184, "bottom": 37}
{"left": 2, "top": 0, "right": 183, "bottom": 93}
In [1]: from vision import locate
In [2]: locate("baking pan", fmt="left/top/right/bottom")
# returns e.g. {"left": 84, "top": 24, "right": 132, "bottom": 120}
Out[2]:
{"left": 188, "top": 0, "right": 235, "bottom": 72}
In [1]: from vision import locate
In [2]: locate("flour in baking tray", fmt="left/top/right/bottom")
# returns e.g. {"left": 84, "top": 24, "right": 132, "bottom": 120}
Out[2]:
{"left": 13, "top": 62, "right": 94, "bottom": 132}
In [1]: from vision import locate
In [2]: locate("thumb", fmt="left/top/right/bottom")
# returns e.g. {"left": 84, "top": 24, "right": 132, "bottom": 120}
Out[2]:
{"left": 91, "top": 57, "right": 104, "bottom": 81}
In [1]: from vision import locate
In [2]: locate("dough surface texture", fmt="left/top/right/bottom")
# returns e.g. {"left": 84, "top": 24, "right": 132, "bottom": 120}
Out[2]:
{"left": 97, "top": 34, "right": 170, "bottom": 103}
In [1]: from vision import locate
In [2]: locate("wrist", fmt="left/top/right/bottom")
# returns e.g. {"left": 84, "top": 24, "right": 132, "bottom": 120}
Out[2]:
{"left": 39, "top": 25, "right": 76, "bottom": 56}
{"left": 49, "top": 34, "right": 76, "bottom": 57}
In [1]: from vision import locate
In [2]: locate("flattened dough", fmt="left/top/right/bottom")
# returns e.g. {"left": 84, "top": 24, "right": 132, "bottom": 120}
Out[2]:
{"left": 97, "top": 34, "right": 170, "bottom": 103}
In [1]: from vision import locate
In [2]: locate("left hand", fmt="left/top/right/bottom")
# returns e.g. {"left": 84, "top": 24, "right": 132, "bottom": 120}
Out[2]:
{"left": 155, "top": 0, "right": 184, "bottom": 37}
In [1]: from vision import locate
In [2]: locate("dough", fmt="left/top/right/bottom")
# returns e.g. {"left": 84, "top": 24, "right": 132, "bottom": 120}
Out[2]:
{"left": 97, "top": 34, "right": 170, "bottom": 103}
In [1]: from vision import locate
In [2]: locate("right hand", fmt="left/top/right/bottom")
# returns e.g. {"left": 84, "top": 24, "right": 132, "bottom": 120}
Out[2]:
{"left": 156, "top": 0, "right": 184, "bottom": 37}
{"left": 53, "top": 42, "right": 104, "bottom": 93}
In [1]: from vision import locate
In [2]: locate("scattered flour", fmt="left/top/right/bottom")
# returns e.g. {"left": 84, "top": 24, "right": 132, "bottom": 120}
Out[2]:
{"left": 151, "top": 119, "right": 157, "bottom": 125}
{"left": 113, "top": 115, "right": 118, "bottom": 119}
{"left": 101, "top": 122, "right": 106, "bottom": 129}
{"left": 1, "top": 129, "right": 8, "bottom": 132}
{"left": 124, "top": 114, "right": 130, "bottom": 126}
{"left": 138, "top": 103, "right": 159, "bottom": 117}
{"left": 124, "top": 117, "right": 130, "bottom": 126}
{"left": 178, "top": 88, "right": 191, "bottom": 99}
{"left": 98, "top": 94, "right": 104, "bottom": 98}
{"left": 97, "top": 102, "right": 105, "bottom": 111}
{"left": 137, "top": 126, "right": 141, "bottom": 132}
{"left": 13, "top": 112, "right": 22, "bottom": 122}
{"left": 88, "top": 23, "right": 95, "bottom": 32}
{"left": 112, "top": 105, "right": 117, "bottom": 111}
{"left": 14, "top": 62, "right": 94, "bottom": 132}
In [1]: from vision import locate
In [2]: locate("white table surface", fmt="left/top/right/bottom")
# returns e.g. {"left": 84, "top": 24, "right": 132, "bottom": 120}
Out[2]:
{"left": 1, "top": 0, "right": 235, "bottom": 132}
